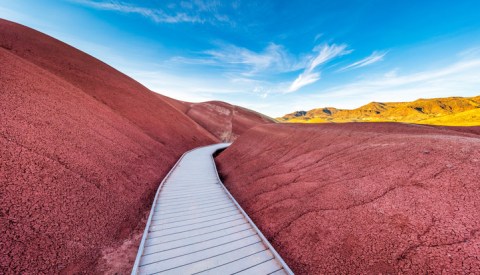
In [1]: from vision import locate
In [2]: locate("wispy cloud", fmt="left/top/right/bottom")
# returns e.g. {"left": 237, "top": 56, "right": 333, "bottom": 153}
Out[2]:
{"left": 309, "top": 58, "right": 480, "bottom": 109}
{"left": 338, "top": 51, "right": 387, "bottom": 71}
{"left": 202, "top": 43, "right": 307, "bottom": 74}
{"left": 287, "top": 44, "right": 351, "bottom": 92}
{"left": 128, "top": 48, "right": 480, "bottom": 118}
{"left": 170, "top": 42, "right": 353, "bottom": 95}
{"left": 126, "top": 64, "right": 292, "bottom": 104}
{"left": 128, "top": 69, "right": 244, "bottom": 102}
{"left": 71, "top": 0, "right": 229, "bottom": 24}
{"left": 288, "top": 72, "right": 321, "bottom": 93}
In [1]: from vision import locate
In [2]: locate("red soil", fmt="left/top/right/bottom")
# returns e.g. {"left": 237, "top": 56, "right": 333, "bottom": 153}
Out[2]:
{"left": 156, "top": 94, "right": 192, "bottom": 114}
{"left": 216, "top": 123, "right": 480, "bottom": 274}
{"left": 157, "top": 95, "right": 276, "bottom": 142}
{"left": 440, "top": 126, "right": 480, "bottom": 136}
{"left": 184, "top": 101, "right": 276, "bottom": 142}
{"left": 0, "top": 20, "right": 218, "bottom": 273}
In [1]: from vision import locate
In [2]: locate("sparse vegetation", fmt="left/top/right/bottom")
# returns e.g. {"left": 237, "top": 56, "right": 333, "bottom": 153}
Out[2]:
{"left": 279, "top": 96, "right": 480, "bottom": 126}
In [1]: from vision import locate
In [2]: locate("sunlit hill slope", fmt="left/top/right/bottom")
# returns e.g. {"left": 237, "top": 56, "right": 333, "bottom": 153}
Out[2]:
{"left": 279, "top": 96, "right": 480, "bottom": 126}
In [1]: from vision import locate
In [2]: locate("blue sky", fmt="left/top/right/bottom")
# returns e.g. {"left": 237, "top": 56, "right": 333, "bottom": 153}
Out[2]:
{"left": 1, "top": 0, "right": 480, "bottom": 117}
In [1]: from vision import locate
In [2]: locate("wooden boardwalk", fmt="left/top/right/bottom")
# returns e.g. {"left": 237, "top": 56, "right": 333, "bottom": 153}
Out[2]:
{"left": 131, "top": 144, "right": 293, "bottom": 275}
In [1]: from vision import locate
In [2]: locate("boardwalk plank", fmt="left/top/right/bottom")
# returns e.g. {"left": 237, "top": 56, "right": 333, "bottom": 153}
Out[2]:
{"left": 131, "top": 144, "right": 292, "bottom": 275}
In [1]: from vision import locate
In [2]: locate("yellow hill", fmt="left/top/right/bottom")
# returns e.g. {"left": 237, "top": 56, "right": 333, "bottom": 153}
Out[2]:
{"left": 279, "top": 96, "right": 480, "bottom": 126}
{"left": 417, "top": 108, "right": 480, "bottom": 126}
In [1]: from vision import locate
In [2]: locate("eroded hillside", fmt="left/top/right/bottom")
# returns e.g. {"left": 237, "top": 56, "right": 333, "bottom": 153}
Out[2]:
{"left": 158, "top": 95, "right": 277, "bottom": 142}
{"left": 0, "top": 19, "right": 267, "bottom": 274}
{"left": 216, "top": 123, "right": 480, "bottom": 274}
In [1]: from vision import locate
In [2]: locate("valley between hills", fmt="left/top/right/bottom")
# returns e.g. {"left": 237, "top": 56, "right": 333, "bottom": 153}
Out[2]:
{"left": 1, "top": 18, "right": 480, "bottom": 274}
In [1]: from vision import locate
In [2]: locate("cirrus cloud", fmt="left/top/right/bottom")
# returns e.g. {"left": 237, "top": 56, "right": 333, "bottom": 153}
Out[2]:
{"left": 287, "top": 44, "right": 351, "bottom": 92}
{"left": 338, "top": 51, "right": 387, "bottom": 71}
{"left": 70, "top": 0, "right": 229, "bottom": 24}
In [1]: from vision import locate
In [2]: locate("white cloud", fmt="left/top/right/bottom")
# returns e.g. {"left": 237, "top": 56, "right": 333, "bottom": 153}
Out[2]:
{"left": 0, "top": 6, "right": 24, "bottom": 21}
{"left": 123, "top": 49, "right": 480, "bottom": 118}
{"left": 314, "top": 33, "right": 324, "bottom": 42}
{"left": 171, "top": 42, "right": 352, "bottom": 95}
{"left": 384, "top": 68, "right": 399, "bottom": 78}
{"left": 180, "top": 1, "right": 194, "bottom": 9}
{"left": 287, "top": 44, "right": 351, "bottom": 92}
{"left": 169, "top": 40, "right": 359, "bottom": 95}
{"left": 71, "top": 0, "right": 228, "bottom": 24}
{"left": 71, "top": 0, "right": 200, "bottom": 23}
{"left": 458, "top": 46, "right": 480, "bottom": 58}
{"left": 307, "top": 58, "right": 480, "bottom": 109}
{"left": 338, "top": 51, "right": 387, "bottom": 71}
{"left": 202, "top": 43, "right": 307, "bottom": 74}
{"left": 288, "top": 71, "right": 321, "bottom": 93}
{"left": 126, "top": 69, "right": 263, "bottom": 103}
{"left": 192, "top": 0, "right": 221, "bottom": 12}
{"left": 0, "top": 6, "right": 53, "bottom": 30}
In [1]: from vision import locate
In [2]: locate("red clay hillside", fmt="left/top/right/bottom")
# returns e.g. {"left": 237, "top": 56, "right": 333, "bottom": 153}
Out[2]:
{"left": 216, "top": 123, "right": 480, "bottom": 274}
{"left": 0, "top": 19, "right": 270, "bottom": 274}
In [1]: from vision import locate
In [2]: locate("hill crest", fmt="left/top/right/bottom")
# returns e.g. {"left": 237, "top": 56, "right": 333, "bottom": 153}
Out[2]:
{"left": 279, "top": 96, "right": 480, "bottom": 126}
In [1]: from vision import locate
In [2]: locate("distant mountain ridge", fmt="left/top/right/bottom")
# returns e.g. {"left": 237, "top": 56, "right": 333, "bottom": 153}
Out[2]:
{"left": 279, "top": 96, "right": 480, "bottom": 126}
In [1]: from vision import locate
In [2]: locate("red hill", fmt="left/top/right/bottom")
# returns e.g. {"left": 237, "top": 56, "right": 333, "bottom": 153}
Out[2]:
{"left": 183, "top": 101, "right": 276, "bottom": 142}
{"left": 216, "top": 123, "right": 480, "bottom": 274}
{"left": 0, "top": 19, "right": 266, "bottom": 273}
{"left": 157, "top": 95, "right": 276, "bottom": 141}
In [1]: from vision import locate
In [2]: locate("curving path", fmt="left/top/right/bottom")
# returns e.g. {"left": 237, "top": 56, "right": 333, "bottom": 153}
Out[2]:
{"left": 132, "top": 143, "right": 293, "bottom": 275}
